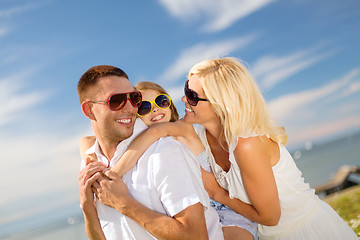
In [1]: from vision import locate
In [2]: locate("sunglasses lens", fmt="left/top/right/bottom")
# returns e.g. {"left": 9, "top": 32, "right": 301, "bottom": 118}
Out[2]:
{"left": 109, "top": 94, "right": 127, "bottom": 110}
{"left": 137, "top": 101, "right": 152, "bottom": 116}
{"left": 185, "top": 81, "right": 198, "bottom": 106}
{"left": 155, "top": 94, "right": 171, "bottom": 108}
{"left": 130, "top": 91, "right": 142, "bottom": 107}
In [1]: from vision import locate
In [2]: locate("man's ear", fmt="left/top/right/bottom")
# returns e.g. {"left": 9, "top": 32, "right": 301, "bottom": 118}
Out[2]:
{"left": 81, "top": 101, "right": 96, "bottom": 120}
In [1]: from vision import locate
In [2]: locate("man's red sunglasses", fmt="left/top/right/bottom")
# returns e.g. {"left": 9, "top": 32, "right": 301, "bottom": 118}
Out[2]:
{"left": 87, "top": 91, "right": 142, "bottom": 111}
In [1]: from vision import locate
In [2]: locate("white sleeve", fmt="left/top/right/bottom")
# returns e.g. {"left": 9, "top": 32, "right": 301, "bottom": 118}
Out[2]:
{"left": 150, "top": 138, "right": 210, "bottom": 217}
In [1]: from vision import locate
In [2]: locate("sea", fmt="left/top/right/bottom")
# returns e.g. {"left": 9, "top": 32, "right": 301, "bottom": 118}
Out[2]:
{"left": 2, "top": 132, "right": 360, "bottom": 240}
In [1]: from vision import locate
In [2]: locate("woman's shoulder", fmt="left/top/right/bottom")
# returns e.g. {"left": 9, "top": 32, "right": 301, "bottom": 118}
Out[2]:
{"left": 237, "top": 132, "right": 270, "bottom": 139}
{"left": 234, "top": 136, "right": 261, "bottom": 152}
{"left": 229, "top": 133, "right": 259, "bottom": 152}
{"left": 233, "top": 134, "right": 274, "bottom": 155}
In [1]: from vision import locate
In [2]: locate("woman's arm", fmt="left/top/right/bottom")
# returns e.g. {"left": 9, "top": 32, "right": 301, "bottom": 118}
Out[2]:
{"left": 204, "top": 136, "right": 281, "bottom": 226}
{"left": 112, "top": 120, "right": 199, "bottom": 175}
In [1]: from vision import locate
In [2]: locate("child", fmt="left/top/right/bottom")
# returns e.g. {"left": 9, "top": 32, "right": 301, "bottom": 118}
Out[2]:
{"left": 81, "top": 81, "right": 258, "bottom": 240}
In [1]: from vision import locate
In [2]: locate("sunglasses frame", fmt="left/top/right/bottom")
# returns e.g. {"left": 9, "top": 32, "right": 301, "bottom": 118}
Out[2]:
{"left": 184, "top": 80, "right": 208, "bottom": 106}
{"left": 89, "top": 91, "right": 142, "bottom": 111}
{"left": 137, "top": 94, "right": 172, "bottom": 117}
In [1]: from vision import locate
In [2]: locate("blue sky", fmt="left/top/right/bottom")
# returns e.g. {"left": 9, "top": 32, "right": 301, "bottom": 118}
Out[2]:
{"left": 1, "top": 0, "right": 360, "bottom": 236}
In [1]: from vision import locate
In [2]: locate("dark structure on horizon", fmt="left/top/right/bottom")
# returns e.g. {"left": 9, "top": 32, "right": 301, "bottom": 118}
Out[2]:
{"left": 315, "top": 165, "right": 360, "bottom": 197}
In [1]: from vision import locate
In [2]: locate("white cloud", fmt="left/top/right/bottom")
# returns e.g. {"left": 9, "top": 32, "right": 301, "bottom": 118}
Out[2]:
{"left": 0, "top": 68, "right": 87, "bottom": 222}
{"left": 337, "top": 100, "right": 360, "bottom": 116}
{"left": 314, "top": 69, "right": 360, "bottom": 104}
{"left": 268, "top": 69, "right": 356, "bottom": 121}
{"left": 0, "top": 67, "right": 93, "bottom": 223}
{"left": 158, "top": 34, "right": 259, "bottom": 84}
{"left": 287, "top": 115, "right": 360, "bottom": 147}
{"left": 0, "top": 71, "right": 51, "bottom": 126}
{"left": 0, "top": 132, "right": 83, "bottom": 204}
{"left": 0, "top": 121, "right": 92, "bottom": 226}
{"left": 343, "top": 80, "right": 360, "bottom": 96}
{"left": 0, "top": 68, "right": 91, "bottom": 218}
{"left": 158, "top": 0, "right": 275, "bottom": 32}
{"left": 0, "top": 27, "right": 9, "bottom": 38}
{"left": 0, "top": 3, "right": 40, "bottom": 18}
{"left": 252, "top": 46, "right": 337, "bottom": 91}
{"left": 167, "top": 85, "right": 184, "bottom": 103}
{"left": 268, "top": 68, "right": 360, "bottom": 147}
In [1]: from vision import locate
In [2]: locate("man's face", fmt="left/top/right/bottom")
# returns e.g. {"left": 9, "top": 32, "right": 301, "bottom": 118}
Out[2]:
{"left": 88, "top": 76, "right": 138, "bottom": 144}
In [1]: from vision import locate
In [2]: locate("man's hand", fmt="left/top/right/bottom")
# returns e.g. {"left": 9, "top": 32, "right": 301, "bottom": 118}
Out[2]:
{"left": 93, "top": 170, "right": 209, "bottom": 240}
{"left": 92, "top": 170, "right": 132, "bottom": 211}
{"left": 78, "top": 162, "right": 107, "bottom": 209}
{"left": 78, "top": 161, "right": 108, "bottom": 240}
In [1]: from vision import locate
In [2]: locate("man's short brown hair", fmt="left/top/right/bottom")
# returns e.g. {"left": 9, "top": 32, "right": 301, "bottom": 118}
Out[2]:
{"left": 77, "top": 65, "right": 129, "bottom": 103}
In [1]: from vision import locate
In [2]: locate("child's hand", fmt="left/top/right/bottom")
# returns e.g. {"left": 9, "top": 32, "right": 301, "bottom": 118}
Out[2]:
{"left": 85, "top": 153, "right": 98, "bottom": 166}
{"left": 200, "top": 167, "right": 226, "bottom": 201}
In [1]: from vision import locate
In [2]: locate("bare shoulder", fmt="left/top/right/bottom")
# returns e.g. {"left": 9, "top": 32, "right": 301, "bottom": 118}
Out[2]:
{"left": 235, "top": 136, "right": 264, "bottom": 152}
{"left": 236, "top": 135, "right": 277, "bottom": 150}
{"left": 234, "top": 136, "right": 278, "bottom": 166}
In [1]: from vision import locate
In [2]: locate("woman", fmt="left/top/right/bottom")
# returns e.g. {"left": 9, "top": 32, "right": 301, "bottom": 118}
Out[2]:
{"left": 182, "top": 57, "right": 357, "bottom": 239}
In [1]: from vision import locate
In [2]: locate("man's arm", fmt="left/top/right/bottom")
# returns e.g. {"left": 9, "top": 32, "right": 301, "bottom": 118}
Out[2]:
{"left": 93, "top": 171, "right": 209, "bottom": 240}
{"left": 78, "top": 161, "right": 107, "bottom": 240}
{"left": 82, "top": 202, "right": 106, "bottom": 240}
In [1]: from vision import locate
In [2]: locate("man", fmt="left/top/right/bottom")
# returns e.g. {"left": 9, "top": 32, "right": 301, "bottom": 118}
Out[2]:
{"left": 77, "top": 65, "right": 223, "bottom": 240}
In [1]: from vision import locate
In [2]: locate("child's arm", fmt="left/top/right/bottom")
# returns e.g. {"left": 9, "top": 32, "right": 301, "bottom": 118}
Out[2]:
{"left": 111, "top": 120, "right": 199, "bottom": 175}
{"left": 79, "top": 120, "right": 201, "bottom": 177}
{"left": 80, "top": 136, "right": 96, "bottom": 160}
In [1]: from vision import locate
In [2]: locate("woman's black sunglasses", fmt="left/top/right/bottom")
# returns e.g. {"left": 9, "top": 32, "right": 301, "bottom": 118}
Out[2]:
{"left": 184, "top": 80, "right": 208, "bottom": 106}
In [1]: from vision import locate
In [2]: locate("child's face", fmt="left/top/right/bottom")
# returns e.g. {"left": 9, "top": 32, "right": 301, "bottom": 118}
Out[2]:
{"left": 139, "top": 89, "right": 172, "bottom": 126}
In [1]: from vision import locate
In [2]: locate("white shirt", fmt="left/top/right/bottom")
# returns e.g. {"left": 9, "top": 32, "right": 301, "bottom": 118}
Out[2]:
{"left": 82, "top": 119, "right": 223, "bottom": 240}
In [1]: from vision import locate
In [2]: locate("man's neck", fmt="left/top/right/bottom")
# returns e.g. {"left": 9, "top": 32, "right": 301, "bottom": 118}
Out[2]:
{"left": 97, "top": 137, "right": 120, "bottom": 162}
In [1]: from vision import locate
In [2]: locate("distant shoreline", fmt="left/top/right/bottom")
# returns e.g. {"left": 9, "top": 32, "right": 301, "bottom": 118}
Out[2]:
{"left": 323, "top": 184, "right": 360, "bottom": 202}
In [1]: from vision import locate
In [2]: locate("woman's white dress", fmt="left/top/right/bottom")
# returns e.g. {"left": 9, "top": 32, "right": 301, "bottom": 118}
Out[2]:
{"left": 196, "top": 125, "right": 358, "bottom": 240}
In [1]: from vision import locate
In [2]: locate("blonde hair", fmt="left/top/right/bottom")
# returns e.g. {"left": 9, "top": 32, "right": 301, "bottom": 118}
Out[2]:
{"left": 189, "top": 57, "right": 287, "bottom": 146}
{"left": 135, "top": 81, "right": 179, "bottom": 122}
